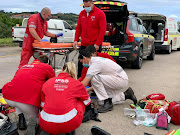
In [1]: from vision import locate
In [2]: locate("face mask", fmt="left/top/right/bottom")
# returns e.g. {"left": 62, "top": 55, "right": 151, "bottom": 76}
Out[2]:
{"left": 84, "top": 7, "right": 92, "bottom": 13}
{"left": 83, "top": 63, "right": 89, "bottom": 68}
{"left": 46, "top": 17, "right": 51, "bottom": 21}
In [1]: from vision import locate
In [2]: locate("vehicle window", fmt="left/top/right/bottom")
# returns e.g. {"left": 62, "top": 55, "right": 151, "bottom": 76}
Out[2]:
{"left": 137, "top": 19, "right": 144, "bottom": 33}
{"left": 48, "top": 22, "right": 55, "bottom": 29}
{"left": 22, "top": 19, "right": 28, "bottom": 27}
{"left": 63, "top": 22, "right": 72, "bottom": 29}
{"left": 131, "top": 19, "right": 138, "bottom": 31}
{"left": 143, "top": 26, "right": 148, "bottom": 34}
{"left": 177, "top": 22, "right": 180, "bottom": 32}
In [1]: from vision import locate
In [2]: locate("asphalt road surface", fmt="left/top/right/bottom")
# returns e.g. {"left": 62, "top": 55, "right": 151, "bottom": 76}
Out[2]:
{"left": 0, "top": 46, "right": 180, "bottom": 135}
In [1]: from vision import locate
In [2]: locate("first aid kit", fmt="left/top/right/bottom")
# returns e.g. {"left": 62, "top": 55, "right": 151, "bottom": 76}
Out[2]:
{"left": 166, "top": 101, "right": 180, "bottom": 125}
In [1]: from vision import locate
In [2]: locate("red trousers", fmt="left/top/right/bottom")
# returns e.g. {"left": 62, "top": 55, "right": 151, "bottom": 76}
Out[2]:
{"left": 39, "top": 101, "right": 85, "bottom": 134}
{"left": 18, "top": 49, "right": 33, "bottom": 68}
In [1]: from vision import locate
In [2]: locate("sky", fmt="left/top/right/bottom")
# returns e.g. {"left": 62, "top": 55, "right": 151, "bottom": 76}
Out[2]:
{"left": 0, "top": 0, "right": 180, "bottom": 21}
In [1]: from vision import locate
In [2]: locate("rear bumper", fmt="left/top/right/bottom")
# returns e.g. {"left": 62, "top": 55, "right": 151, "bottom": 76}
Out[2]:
{"left": 12, "top": 41, "right": 22, "bottom": 43}
{"left": 155, "top": 42, "right": 169, "bottom": 51}
{"left": 109, "top": 44, "right": 138, "bottom": 62}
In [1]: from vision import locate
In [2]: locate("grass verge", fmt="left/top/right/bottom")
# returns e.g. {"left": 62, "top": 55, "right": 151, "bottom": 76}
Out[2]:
{"left": 0, "top": 38, "right": 19, "bottom": 47}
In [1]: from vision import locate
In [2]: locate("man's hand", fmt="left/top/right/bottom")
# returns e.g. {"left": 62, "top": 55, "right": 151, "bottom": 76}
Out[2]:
{"left": 73, "top": 41, "right": 78, "bottom": 49}
{"left": 94, "top": 44, "right": 99, "bottom": 51}
{"left": 56, "top": 33, "right": 63, "bottom": 37}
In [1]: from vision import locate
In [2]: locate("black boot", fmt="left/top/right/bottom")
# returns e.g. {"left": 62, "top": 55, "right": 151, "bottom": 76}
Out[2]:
{"left": 18, "top": 113, "right": 27, "bottom": 130}
{"left": 66, "top": 130, "right": 75, "bottom": 135}
{"left": 91, "top": 126, "right": 111, "bottom": 135}
{"left": 97, "top": 98, "right": 113, "bottom": 113}
{"left": 124, "top": 87, "right": 137, "bottom": 105}
{"left": 24, "top": 117, "right": 37, "bottom": 135}
{"left": 0, "top": 89, "right": 2, "bottom": 93}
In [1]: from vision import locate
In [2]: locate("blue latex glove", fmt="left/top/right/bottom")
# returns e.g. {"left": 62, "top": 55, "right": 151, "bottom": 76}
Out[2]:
{"left": 56, "top": 33, "right": 63, "bottom": 37}
{"left": 41, "top": 39, "right": 49, "bottom": 42}
{"left": 85, "top": 86, "right": 90, "bottom": 89}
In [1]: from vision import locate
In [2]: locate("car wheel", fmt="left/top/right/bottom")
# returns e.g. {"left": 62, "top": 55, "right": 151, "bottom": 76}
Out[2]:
{"left": 167, "top": 44, "right": 172, "bottom": 54}
{"left": 131, "top": 47, "right": 143, "bottom": 69}
{"left": 177, "top": 48, "right": 180, "bottom": 51}
{"left": 50, "top": 37, "right": 57, "bottom": 43}
{"left": 19, "top": 42, "right": 22, "bottom": 47}
{"left": 147, "top": 47, "right": 155, "bottom": 60}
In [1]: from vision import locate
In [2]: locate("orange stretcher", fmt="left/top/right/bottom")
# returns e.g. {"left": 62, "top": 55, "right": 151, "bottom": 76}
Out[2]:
{"left": 33, "top": 40, "right": 111, "bottom": 49}
{"left": 33, "top": 40, "right": 112, "bottom": 70}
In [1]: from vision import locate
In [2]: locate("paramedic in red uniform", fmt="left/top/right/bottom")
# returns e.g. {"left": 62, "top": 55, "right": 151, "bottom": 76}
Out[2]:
{"left": 18, "top": 7, "right": 63, "bottom": 68}
{"left": 2, "top": 55, "right": 55, "bottom": 135}
{"left": 73, "top": 0, "right": 107, "bottom": 77}
{"left": 39, "top": 62, "right": 91, "bottom": 135}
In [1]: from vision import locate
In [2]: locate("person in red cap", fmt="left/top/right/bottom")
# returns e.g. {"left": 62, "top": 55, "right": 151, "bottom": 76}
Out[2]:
{"left": 18, "top": 7, "right": 63, "bottom": 68}
{"left": 73, "top": 0, "right": 107, "bottom": 77}
{"left": 2, "top": 55, "right": 55, "bottom": 135}
{"left": 39, "top": 62, "right": 91, "bottom": 135}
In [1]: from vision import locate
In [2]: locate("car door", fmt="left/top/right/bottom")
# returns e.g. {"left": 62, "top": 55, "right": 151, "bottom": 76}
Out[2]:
{"left": 63, "top": 21, "right": 74, "bottom": 43}
{"left": 137, "top": 19, "right": 149, "bottom": 55}
{"left": 176, "top": 22, "right": 180, "bottom": 48}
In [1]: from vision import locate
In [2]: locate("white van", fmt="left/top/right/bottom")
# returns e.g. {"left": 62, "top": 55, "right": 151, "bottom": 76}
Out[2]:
{"left": 138, "top": 14, "right": 180, "bottom": 54}
{"left": 12, "top": 18, "right": 75, "bottom": 47}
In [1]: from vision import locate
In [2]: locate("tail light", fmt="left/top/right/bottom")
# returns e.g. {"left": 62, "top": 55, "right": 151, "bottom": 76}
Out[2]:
{"left": 164, "top": 29, "right": 168, "bottom": 41}
{"left": 126, "top": 21, "right": 134, "bottom": 43}
{"left": 12, "top": 28, "right": 14, "bottom": 37}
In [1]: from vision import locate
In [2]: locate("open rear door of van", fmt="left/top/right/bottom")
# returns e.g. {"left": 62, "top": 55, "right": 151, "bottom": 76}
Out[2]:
{"left": 137, "top": 13, "right": 166, "bottom": 43}
{"left": 94, "top": 0, "right": 129, "bottom": 46}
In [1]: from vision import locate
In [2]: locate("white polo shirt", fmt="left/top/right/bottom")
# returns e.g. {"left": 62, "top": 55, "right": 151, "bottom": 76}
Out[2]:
{"left": 86, "top": 57, "right": 128, "bottom": 80}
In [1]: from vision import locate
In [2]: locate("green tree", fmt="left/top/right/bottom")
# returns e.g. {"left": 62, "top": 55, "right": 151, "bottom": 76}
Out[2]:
{"left": 0, "top": 13, "right": 22, "bottom": 38}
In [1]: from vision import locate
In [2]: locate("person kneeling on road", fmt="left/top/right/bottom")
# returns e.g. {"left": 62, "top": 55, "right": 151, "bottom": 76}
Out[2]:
{"left": 39, "top": 62, "right": 91, "bottom": 135}
{"left": 80, "top": 49, "right": 137, "bottom": 113}
{"left": 78, "top": 45, "right": 116, "bottom": 83}
{"left": 2, "top": 55, "right": 55, "bottom": 135}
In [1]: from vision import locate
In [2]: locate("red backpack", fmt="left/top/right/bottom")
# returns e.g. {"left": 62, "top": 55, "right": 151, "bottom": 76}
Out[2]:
{"left": 146, "top": 93, "right": 165, "bottom": 100}
{"left": 166, "top": 101, "right": 180, "bottom": 125}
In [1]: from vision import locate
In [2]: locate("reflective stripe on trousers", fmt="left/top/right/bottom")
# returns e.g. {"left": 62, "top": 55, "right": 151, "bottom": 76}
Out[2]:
{"left": 40, "top": 108, "right": 78, "bottom": 123}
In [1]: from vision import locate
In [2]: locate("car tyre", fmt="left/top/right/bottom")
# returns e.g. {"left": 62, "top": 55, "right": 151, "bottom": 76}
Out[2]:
{"left": 19, "top": 42, "right": 23, "bottom": 47}
{"left": 147, "top": 46, "right": 155, "bottom": 60}
{"left": 177, "top": 48, "right": 180, "bottom": 51}
{"left": 50, "top": 37, "right": 57, "bottom": 43}
{"left": 131, "top": 47, "right": 143, "bottom": 69}
{"left": 166, "top": 44, "right": 172, "bottom": 54}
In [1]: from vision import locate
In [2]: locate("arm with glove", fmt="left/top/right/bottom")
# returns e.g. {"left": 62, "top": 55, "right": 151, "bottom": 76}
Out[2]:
{"left": 45, "top": 31, "right": 63, "bottom": 38}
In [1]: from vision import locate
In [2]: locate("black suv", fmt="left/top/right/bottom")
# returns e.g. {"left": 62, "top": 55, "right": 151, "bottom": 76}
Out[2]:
{"left": 95, "top": 0, "right": 155, "bottom": 69}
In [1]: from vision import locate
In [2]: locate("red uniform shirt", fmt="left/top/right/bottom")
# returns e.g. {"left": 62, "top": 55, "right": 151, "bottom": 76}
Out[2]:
{"left": 75, "top": 6, "right": 106, "bottom": 46}
{"left": 23, "top": 13, "right": 48, "bottom": 50}
{"left": 2, "top": 60, "right": 55, "bottom": 107}
{"left": 78, "top": 52, "right": 116, "bottom": 82}
{"left": 41, "top": 73, "right": 90, "bottom": 115}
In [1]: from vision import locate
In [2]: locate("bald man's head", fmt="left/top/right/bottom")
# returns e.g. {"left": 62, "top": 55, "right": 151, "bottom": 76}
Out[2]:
{"left": 41, "top": 7, "right": 51, "bottom": 21}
